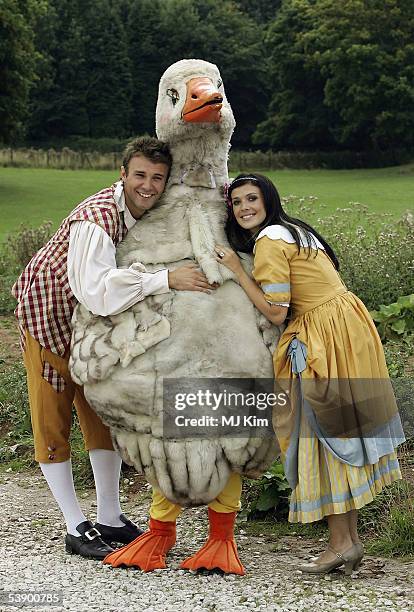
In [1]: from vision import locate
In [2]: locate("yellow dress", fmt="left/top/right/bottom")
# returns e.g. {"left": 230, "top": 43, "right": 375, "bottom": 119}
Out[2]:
{"left": 253, "top": 225, "right": 403, "bottom": 523}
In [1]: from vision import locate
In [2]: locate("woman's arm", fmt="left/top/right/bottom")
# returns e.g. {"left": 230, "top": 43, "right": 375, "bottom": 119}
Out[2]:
{"left": 214, "top": 245, "right": 288, "bottom": 326}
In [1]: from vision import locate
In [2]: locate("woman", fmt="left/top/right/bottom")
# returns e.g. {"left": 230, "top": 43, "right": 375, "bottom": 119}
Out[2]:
{"left": 215, "top": 173, "right": 405, "bottom": 575}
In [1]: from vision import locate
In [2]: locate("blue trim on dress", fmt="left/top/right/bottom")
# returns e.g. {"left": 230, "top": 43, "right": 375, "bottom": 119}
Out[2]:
{"left": 281, "top": 336, "right": 405, "bottom": 490}
{"left": 290, "top": 458, "right": 400, "bottom": 512}
{"left": 261, "top": 282, "right": 291, "bottom": 293}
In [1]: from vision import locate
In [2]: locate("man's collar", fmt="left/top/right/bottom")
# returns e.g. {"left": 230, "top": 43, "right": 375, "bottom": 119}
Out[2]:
{"left": 113, "top": 180, "right": 136, "bottom": 230}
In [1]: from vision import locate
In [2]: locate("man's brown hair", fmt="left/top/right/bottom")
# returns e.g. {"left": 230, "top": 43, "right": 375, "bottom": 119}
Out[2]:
{"left": 122, "top": 136, "right": 172, "bottom": 175}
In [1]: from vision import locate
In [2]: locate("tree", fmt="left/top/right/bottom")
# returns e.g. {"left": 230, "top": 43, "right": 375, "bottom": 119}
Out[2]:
{"left": 82, "top": 0, "right": 132, "bottom": 137}
{"left": 26, "top": 1, "right": 59, "bottom": 141}
{"left": 126, "top": 0, "right": 173, "bottom": 136}
{"left": 27, "top": 0, "right": 90, "bottom": 139}
{"left": 254, "top": 0, "right": 414, "bottom": 150}
{"left": 301, "top": 0, "right": 414, "bottom": 149}
{"left": 0, "top": 0, "right": 40, "bottom": 143}
{"left": 156, "top": 0, "right": 270, "bottom": 147}
{"left": 28, "top": 0, "right": 133, "bottom": 141}
{"left": 236, "top": 0, "right": 281, "bottom": 24}
{"left": 253, "top": 0, "right": 338, "bottom": 150}
{"left": 126, "top": 0, "right": 269, "bottom": 146}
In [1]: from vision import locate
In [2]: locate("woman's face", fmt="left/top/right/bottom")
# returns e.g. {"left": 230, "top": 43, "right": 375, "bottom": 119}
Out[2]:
{"left": 231, "top": 183, "right": 267, "bottom": 233}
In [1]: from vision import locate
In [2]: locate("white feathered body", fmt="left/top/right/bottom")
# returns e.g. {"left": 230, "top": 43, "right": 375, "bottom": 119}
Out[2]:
{"left": 70, "top": 60, "right": 280, "bottom": 506}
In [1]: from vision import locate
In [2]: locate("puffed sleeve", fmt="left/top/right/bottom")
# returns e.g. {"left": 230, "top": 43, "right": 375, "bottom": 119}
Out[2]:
{"left": 68, "top": 221, "right": 169, "bottom": 317}
{"left": 253, "top": 236, "right": 291, "bottom": 306}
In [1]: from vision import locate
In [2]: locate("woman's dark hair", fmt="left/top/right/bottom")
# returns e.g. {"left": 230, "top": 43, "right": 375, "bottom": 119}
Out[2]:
{"left": 225, "top": 173, "right": 339, "bottom": 270}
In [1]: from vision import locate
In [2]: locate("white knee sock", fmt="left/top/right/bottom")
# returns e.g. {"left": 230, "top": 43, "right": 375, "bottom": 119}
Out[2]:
{"left": 89, "top": 449, "right": 123, "bottom": 526}
{"left": 40, "top": 460, "right": 87, "bottom": 536}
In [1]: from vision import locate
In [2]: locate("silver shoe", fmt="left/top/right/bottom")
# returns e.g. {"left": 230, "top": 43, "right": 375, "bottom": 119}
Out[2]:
{"left": 298, "top": 544, "right": 362, "bottom": 575}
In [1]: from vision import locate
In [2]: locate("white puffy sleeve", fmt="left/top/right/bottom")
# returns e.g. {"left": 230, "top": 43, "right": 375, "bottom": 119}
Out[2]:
{"left": 68, "top": 221, "right": 169, "bottom": 316}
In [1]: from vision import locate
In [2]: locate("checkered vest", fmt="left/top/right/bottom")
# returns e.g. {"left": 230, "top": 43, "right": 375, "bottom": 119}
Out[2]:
{"left": 12, "top": 184, "right": 128, "bottom": 355}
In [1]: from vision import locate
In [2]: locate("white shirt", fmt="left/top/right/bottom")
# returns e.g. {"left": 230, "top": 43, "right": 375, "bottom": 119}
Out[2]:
{"left": 67, "top": 181, "right": 169, "bottom": 317}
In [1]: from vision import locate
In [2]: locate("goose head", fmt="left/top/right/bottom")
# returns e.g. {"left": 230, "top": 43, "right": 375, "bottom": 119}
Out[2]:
{"left": 156, "top": 59, "right": 235, "bottom": 146}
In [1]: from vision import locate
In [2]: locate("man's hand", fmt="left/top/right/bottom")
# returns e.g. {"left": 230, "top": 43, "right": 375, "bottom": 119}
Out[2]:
{"left": 168, "top": 263, "right": 215, "bottom": 293}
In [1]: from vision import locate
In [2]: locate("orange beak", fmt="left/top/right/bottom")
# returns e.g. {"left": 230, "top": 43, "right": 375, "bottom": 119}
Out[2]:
{"left": 182, "top": 77, "right": 223, "bottom": 123}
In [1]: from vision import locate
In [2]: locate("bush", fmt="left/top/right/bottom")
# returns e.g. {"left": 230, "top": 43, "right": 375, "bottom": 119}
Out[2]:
{"left": 0, "top": 222, "right": 53, "bottom": 315}
{"left": 23, "top": 136, "right": 132, "bottom": 154}
{"left": 241, "top": 460, "right": 290, "bottom": 520}
{"left": 359, "top": 441, "right": 414, "bottom": 557}
{"left": 0, "top": 360, "right": 34, "bottom": 470}
{"left": 0, "top": 352, "right": 93, "bottom": 485}
{"left": 8, "top": 221, "right": 53, "bottom": 269}
{"left": 0, "top": 241, "right": 20, "bottom": 315}
{"left": 382, "top": 334, "right": 414, "bottom": 378}
{"left": 230, "top": 148, "right": 414, "bottom": 171}
{"left": 371, "top": 295, "right": 414, "bottom": 341}
{"left": 284, "top": 199, "right": 414, "bottom": 310}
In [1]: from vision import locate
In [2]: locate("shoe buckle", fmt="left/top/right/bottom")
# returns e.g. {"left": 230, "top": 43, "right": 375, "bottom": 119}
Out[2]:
{"left": 84, "top": 527, "right": 101, "bottom": 541}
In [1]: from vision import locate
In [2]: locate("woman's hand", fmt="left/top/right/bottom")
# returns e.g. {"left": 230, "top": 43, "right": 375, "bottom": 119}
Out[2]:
{"left": 214, "top": 244, "right": 243, "bottom": 275}
{"left": 215, "top": 244, "right": 287, "bottom": 326}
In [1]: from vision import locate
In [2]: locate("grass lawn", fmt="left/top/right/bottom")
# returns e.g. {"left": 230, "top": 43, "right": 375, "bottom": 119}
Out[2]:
{"left": 0, "top": 164, "right": 413, "bottom": 241}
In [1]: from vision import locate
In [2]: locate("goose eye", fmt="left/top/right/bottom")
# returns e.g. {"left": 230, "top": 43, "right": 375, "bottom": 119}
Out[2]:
{"left": 166, "top": 88, "right": 179, "bottom": 106}
{"left": 217, "top": 79, "right": 223, "bottom": 88}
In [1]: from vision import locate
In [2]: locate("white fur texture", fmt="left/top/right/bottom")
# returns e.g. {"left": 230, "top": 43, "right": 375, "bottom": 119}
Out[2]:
{"left": 70, "top": 59, "right": 280, "bottom": 506}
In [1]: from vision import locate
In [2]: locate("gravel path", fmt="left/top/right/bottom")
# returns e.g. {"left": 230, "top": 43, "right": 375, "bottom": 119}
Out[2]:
{"left": 0, "top": 472, "right": 413, "bottom": 612}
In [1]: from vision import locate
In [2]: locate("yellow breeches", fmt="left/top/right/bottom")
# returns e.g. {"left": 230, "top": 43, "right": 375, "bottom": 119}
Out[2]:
{"left": 150, "top": 473, "right": 242, "bottom": 521}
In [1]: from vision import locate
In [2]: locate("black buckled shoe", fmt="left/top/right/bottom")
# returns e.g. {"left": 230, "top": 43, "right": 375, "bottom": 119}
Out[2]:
{"left": 65, "top": 521, "right": 115, "bottom": 560}
{"left": 94, "top": 514, "right": 144, "bottom": 546}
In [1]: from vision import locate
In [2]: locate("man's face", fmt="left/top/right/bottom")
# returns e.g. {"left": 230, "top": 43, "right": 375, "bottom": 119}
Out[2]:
{"left": 121, "top": 155, "right": 169, "bottom": 219}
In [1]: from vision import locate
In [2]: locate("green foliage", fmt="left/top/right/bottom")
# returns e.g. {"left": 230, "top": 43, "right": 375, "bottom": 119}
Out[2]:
{"left": 253, "top": 0, "right": 333, "bottom": 149}
{"left": 27, "top": 0, "right": 133, "bottom": 140}
{"left": 236, "top": 0, "right": 281, "bottom": 23}
{"left": 255, "top": 0, "right": 414, "bottom": 150}
{"left": 8, "top": 221, "right": 53, "bottom": 269}
{"left": 371, "top": 295, "right": 414, "bottom": 341}
{"left": 82, "top": 1, "right": 132, "bottom": 138}
{"left": 8, "top": 0, "right": 271, "bottom": 148}
{"left": 4, "top": 0, "right": 414, "bottom": 154}
{"left": 0, "top": 359, "right": 34, "bottom": 470}
{"left": 126, "top": 0, "right": 164, "bottom": 137}
{"left": 359, "top": 477, "right": 414, "bottom": 557}
{"left": 0, "top": 240, "right": 20, "bottom": 315}
{"left": 29, "top": 136, "right": 130, "bottom": 153}
{"left": 382, "top": 335, "right": 414, "bottom": 378}
{"left": 0, "top": 0, "right": 45, "bottom": 143}
{"left": 369, "top": 507, "right": 414, "bottom": 556}
{"left": 0, "top": 361, "right": 30, "bottom": 436}
{"left": 285, "top": 198, "right": 414, "bottom": 310}
{"left": 126, "top": 0, "right": 270, "bottom": 146}
{"left": 0, "top": 357, "right": 93, "bottom": 486}
{"left": 242, "top": 460, "right": 290, "bottom": 519}
{"left": 300, "top": 0, "right": 414, "bottom": 150}
{"left": 0, "top": 221, "right": 53, "bottom": 315}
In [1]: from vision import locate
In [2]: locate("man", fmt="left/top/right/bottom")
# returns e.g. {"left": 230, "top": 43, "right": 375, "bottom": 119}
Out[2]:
{"left": 12, "top": 136, "right": 213, "bottom": 560}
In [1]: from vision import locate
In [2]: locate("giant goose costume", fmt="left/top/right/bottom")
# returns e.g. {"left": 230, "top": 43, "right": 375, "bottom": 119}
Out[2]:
{"left": 70, "top": 59, "right": 280, "bottom": 574}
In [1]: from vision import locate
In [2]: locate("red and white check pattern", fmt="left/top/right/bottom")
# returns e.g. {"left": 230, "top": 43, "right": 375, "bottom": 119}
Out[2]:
{"left": 42, "top": 362, "right": 66, "bottom": 393}
{"left": 12, "top": 184, "right": 128, "bottom": 355}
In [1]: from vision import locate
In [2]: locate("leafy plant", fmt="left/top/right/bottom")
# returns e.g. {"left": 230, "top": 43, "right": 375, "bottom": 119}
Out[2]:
{"left": 8, "top": 221, "right": 53, "bottom": 269}
{"left": 0, "top": 221, "right": 53, "bottom": 315}
{"left": 242, "top": 460, "right": 291, "bottom": 519}
{"left": 368, "top": 507, "right": 414, "bottom": 557}
{"left": 284, "top": 199, "right": 414, "bottom": 310}
{"left": 370, "top": 294, "right": 414, "bottom": 340}
{"left": 383, "top": 334, "right": 414, "bottom": 378}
